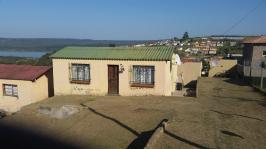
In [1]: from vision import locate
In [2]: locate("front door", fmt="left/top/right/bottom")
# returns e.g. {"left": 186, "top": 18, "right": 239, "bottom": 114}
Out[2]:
{"left": 108, "top": 65, "right": 119, "bottom": 95}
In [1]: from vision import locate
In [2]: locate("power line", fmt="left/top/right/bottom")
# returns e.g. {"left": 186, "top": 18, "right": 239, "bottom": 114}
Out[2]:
{"left": 222, "top": 0, "right": 266, "bottom": 35}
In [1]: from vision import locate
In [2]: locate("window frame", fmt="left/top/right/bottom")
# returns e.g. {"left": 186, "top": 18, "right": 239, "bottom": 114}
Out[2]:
{"left": 130, "top": 65, "right": 155, "bottom": 88}
{"left": 70, "top": 63, "right": 91, "bottom": 84}
{"left": 3, "top": 84, "right": 18, "bottom": 97}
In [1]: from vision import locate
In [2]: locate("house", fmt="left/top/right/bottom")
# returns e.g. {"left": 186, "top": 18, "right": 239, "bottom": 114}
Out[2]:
{"left": 208, "top": 58, "right": 237, "bottom": 77}
{"left": 51, "top": 46, "right": 178, "bottom": 96}
{"left": 0, "top": 64, "right": 53, "bottom": 112}
{"left": 208, "top": 49, "right": 217, "bottom": 55}
{"left": 216, "top": 41, "right": 224, "bottom": 47}
{"left": 243, "top": 36, "right": 266, "bottom": 88}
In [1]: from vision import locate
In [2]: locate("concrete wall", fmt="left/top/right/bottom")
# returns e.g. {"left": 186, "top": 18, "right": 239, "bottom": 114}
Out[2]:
{"left": 209, "top": 59, "right": 237, "bottom": 77}
{"left": 249, "top": 45, "right": 266, "bottom": 77}
{"left": 176, "top": 62, "right": 202, "bottom": 86}
{"left": 243, "top": 44, "right": 266, "bottom": 77}
{"left": 53, "top": 58, "right": 177, "bottom": 96}
{"left": 32, "top": 75, "right": 49, "bottom": 103}
{"left": 0, "top": 75, "right": 49, "bottom": 112}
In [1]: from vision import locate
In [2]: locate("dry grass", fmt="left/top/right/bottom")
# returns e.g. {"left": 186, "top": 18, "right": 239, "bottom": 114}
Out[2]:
{"left": 1, "top": 78, "right": 266, "bottom": 149}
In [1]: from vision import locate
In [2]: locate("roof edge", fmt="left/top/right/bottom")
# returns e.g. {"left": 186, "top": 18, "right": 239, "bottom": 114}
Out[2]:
{"left": 31, "top": 66, "right": 52, "bottom": 82}
{"left": 51, "top": 57, "right": 172, "bottom": 61}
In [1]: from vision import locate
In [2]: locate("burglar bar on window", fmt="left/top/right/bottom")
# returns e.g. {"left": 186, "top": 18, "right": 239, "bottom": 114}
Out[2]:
{"left": 70, "top": 64, "right": 91, "bottom": 84}
{"left": 130, "top": 65, "right": 155, "bottom": 87}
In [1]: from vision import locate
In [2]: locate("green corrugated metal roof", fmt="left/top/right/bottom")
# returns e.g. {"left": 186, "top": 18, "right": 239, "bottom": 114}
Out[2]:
{"left": 50, "top": 46, "right": 174, "bottom": 61}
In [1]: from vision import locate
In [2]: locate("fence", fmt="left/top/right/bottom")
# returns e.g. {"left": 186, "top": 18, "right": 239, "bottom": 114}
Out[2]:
{"left": 245, "top": 76, "right": 266, "bottom": 93}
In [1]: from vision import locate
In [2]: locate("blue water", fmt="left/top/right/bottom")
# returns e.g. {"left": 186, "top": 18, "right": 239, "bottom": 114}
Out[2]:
{"left": 0, "top": 50, "right": 47, "bottom": 58}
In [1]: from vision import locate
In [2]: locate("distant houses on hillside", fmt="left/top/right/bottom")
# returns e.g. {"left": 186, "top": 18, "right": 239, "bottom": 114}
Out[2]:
{"left": 134, "top": 35, "right": 245, "bottom": 55}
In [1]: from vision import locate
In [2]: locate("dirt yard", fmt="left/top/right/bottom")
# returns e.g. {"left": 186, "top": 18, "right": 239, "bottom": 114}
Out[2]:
{"left": 1, "top": 78, "right": 266, "bottom": 149}
{"left": 155, "top": 78, "right": 266, "bottom": 149}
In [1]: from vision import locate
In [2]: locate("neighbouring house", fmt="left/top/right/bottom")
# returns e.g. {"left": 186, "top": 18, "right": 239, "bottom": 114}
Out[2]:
{"left": 0, "top": 64, "right": 53, "bottom": 112}
{"left": 51, "top": 46, "right": 178, "bottom": 96}
{"left": 208, "top": 49, "right": 217, "bottom": 55}
{"left": 243, "top": 36, "right": 266, "bottom": 88}
{"left": 208, "top": 58, "right": 237, "bottom": 77}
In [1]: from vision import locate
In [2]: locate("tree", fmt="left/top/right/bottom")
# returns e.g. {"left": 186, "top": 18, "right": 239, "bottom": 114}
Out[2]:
{"left": 108, "top": 44, "right": 116, "bottom": 47}
{"left": 182, "top": 32, "right": 189, "bottom": 41}
{"left": 217, "top": 41, "right": 243, "bottom": 57}
{"left": 173, "top": 37, "right": 179, "bottom": 41}
{"left": 35, "top": 52, "right": 55, "bottom": 66}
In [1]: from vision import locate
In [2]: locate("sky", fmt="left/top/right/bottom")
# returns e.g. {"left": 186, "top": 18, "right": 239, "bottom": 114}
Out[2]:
{"left": 0, "top": 0, "right": 266, "bottom": 40}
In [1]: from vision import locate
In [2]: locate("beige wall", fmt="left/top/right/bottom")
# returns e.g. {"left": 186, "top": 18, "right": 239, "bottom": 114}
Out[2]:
{"left": 176, "top": 62, "right": 202, "bottom": 86}
{"left": 209, "top": 59, "right": 237, "bottom": 77}
{"left": 0, "top": 75, "right": 49, "bottom": 112}
{"left": 53, "top": 58, "right": 177, "bottom": 96}
{"left": 171, "top": 55, "right": 178, "bottom": 91}
{"left": 32, "top": 75, "right": 49, "bottom": 102}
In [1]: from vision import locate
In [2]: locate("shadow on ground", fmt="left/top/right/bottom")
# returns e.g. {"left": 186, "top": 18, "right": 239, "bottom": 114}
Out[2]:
{"left": 212, "top": 95, "right": 263, "bottom": 102}
{"left": 213, "top": 94, "right": 266, "bottom": 108}
{"left": 80, "top": 103, "right": 168, "bottom": 149}
{"left": 220, "top": 130, "right": 244, "bottom": 139}
{"left": 0, "top": 121, "right": 79, "bottom": 149}
{"left": 127, "top": 119, "right": 168, "bottom": 149}
{"left": 223, "top": 78, "right": 249, "bottom": 86}
{"left": 210, "top": 110, "right": 265, "bottom": 121}
{"left": 223, "top": 78, "right": 266, "bottom": 97}
{"left": 164, "top": 130, "right": 215, "bottom": 149}
{"left": 259, "top": 101, "right": 266, "bottom": 107}
{"left": 81, "top": 103, "right": 216, "bottom": 149}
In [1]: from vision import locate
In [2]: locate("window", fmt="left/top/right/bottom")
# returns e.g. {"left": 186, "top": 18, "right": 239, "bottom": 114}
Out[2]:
{"left": 263, "top": 51, "right": 266, "bottom": 57}
{"left": 131, "top": 66, "right": 155, "bottom": 88}
{"left": 70, "top": 64, "right": 90, "bottom": 84}
{"left": 3, "top": 84, "right": 18, "bottom": 97}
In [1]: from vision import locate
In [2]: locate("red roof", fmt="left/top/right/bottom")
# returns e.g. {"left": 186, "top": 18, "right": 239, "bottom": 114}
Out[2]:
{"left": 243, "top": 36, "right": 266, "bottom": 44}
{"left": 0, "top": 64, "right": 51, "bottom": 81}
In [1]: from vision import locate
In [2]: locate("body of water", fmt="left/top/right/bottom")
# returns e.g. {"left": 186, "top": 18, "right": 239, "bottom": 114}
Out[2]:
{"left": 0, "top": 50, "right": 47, "bottom": 58}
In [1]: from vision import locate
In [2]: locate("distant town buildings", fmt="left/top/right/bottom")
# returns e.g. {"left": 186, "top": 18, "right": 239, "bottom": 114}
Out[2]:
{"left": 134, "top": 35, "right": 245, "bottom": 56}
{"left": 134, "top": 39, "right": 176, "bottom": 47}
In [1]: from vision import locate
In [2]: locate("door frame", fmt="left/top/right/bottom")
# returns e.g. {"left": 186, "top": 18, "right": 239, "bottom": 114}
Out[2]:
{"left": 107, "top": 65, "right": 119, "bottom": 95}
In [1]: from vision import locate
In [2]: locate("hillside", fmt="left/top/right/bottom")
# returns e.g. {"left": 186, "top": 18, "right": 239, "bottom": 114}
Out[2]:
{"left": 0, "top": 38, "right": 148, "bottom": 51}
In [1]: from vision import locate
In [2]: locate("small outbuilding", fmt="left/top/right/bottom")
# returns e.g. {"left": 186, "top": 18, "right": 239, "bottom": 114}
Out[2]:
{"left": 51, "top": 46, "right": 178, "bottom": 96}
{"left": 0, "top": 64, "right": 53, "bottom": 112}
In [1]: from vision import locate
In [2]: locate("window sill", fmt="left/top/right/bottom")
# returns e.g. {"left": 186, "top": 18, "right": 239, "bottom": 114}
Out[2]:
{"left": 3, "top": 95, "right": 18, "bottom": 98}
{"left": 130, "top": 84, "right": 154, "bottom": 88}
{"left": 70, "top": 80, "right": 90, "bottom": 84}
